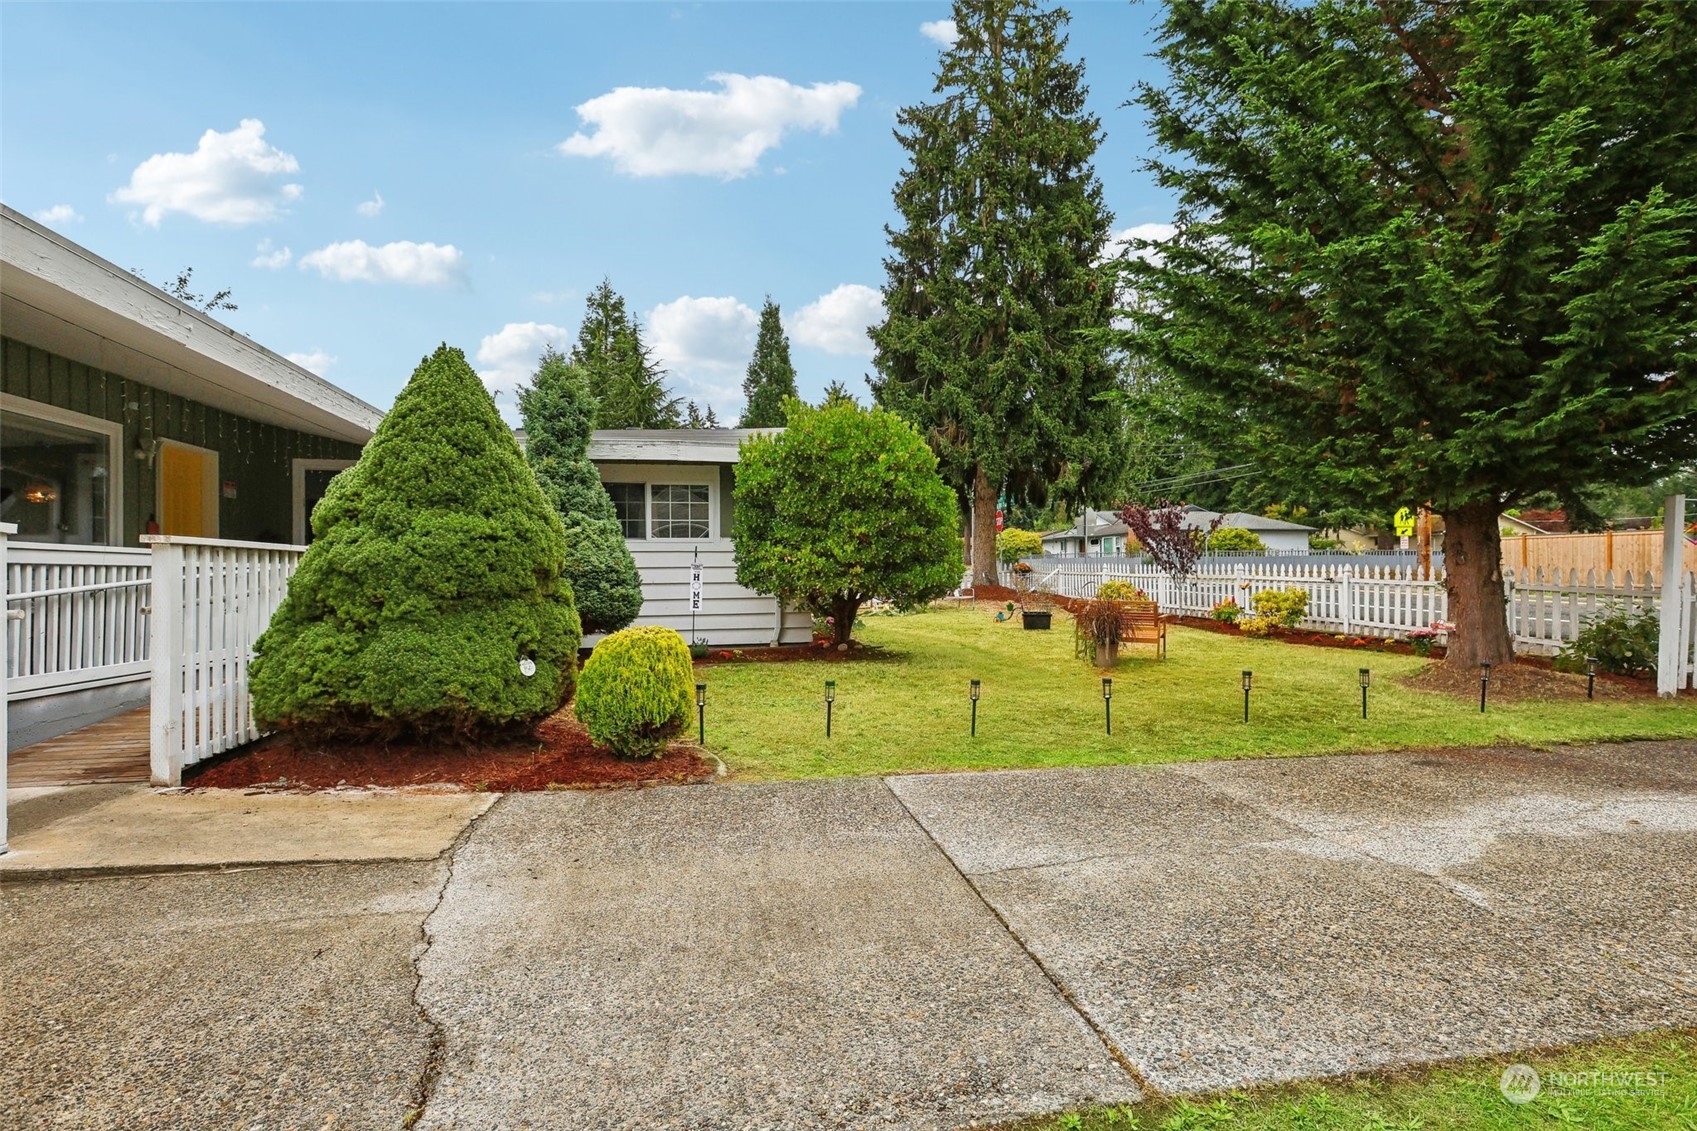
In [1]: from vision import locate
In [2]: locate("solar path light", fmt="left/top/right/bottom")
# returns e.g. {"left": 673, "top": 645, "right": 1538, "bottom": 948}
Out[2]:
{"left": 1480, "top": 662, "right": 1492, "bottom": 713}
{"left": 969, "top": 679, "right": 981, "bottom": 737}
{"left": 1242, "top": 670, "right": 1253, "bottom": 723}
{"left": 1102, "top": 677, "right": 1113, "bottom": 736}
{"left": 824, "top": 680, "right": 836, "bottom": 738}
{"left": 695, "top": 682, "right": 707, "bottom": 745}
{"left": 1359, "top": 668, "right": 1371, "bottom": 719}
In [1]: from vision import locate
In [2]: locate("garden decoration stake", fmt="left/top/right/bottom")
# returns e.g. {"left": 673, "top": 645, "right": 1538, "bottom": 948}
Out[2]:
{"left": 696, "top": 682, "right": 707, "bottom": 745}
{"left": 1102, "top": 677, "right": 1112, "bottom": 736}
{"left": 825, "top": 679, "right": 836, "bottom": 738}
{"left": 1480, "top": 663, "right": 1491, "bottom": 713}
{"left": 969, "top": 678, "right": 981, "bottom": 737}
{"left": 1359, "top": 668, "right": 1370, "bottom": 720}
{"left": 1242, "top": 670, "right": 1253, "bottom": 723}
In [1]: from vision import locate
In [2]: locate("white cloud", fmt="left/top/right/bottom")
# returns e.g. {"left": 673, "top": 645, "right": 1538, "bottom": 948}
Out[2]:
{"left": 647, "top": 295, "right": 758, "bottom": 381}
{"left": 250, "top": 238, "right": 292, "bottom": 269}
{"left": 788, "top": 284, "right": 884, "bottom": 357}
{"left": 1106, "top": 222, "right": 1178, "bottom": 263}
{"left": 559, "top": 73, "right": 861, "bottom": 179}
{"left": 475, "top": 322, "right": 571, "bottom": 393}
{"left": 920, "top": 18, "right": 959, "bottom": 46}
{"left": 110, "top": 119, "right": 302, "bottom": 226}
{"left": 285, "top": 349, "right": 335, "bottom": 375}
{"left": 298, "top": 239, "right": 464, "bottom": 285}
{"left": 356, "top": 190, "right": 384, "bottom": 217}
{"left": 33, "top": 204, "right": 82, "bottom": 225}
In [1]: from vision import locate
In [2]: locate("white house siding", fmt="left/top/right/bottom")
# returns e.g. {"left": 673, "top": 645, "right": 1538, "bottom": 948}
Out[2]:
{"left": 590, "top": 451, "right": 812, "bottom": 648}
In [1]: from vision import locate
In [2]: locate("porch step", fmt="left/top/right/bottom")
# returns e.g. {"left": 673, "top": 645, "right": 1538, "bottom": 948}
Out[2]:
{"left": 8, "top": 709, "right": 149, "bottom": 787}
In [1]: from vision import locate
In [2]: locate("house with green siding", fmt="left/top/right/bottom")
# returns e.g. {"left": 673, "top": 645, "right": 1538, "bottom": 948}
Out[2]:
{"left": 2, "top": 204, "right": 381, "bottom": 746}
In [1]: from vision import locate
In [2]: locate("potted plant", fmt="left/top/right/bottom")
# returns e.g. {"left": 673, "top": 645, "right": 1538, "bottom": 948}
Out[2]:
{"left": 1072, "top": 598, "right": 1123, "bottom": 666}
{"left": 1021, "top": 590, "right": 1053, "bottom": 630}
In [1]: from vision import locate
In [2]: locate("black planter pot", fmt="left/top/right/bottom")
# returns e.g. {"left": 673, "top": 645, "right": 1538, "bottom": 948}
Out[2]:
{"left": 1021, "top": 610, "right": 1052, "bottom": 630}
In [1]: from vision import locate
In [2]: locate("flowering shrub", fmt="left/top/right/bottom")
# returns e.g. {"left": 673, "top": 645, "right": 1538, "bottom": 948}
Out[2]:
{"left": 1555, "top": 606, "right": 1658, "bottom": 676}
{"left": 1250, "top": 588, "right": 1309, "bottom": 627}
{"left": 1097, "top": 579, "right": 1149, "bottom": 602}
{"left": 1239, "top": 614, "right": 1279, "bottom": 637}
{"left": 1210, "top": 598, "right": 1242, "bottom": 623}
{"left": 1406, "top": 626, "right": 1442, "bottom": 657}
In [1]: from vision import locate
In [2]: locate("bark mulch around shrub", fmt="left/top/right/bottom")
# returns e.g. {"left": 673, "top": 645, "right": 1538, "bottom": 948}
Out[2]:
{"left": 691, "top": 639, "right": 886, "bottom": 665}
{"left": 183, "top": 708, "right": 715, "bottom": 792}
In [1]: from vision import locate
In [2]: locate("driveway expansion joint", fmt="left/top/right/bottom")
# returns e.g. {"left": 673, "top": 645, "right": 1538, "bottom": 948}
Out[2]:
{"left": 405, "top": 792, "right": 505, "bottom": 1127}
{"left": 880, "top": 775, "right": 1158, "bottom": 1101}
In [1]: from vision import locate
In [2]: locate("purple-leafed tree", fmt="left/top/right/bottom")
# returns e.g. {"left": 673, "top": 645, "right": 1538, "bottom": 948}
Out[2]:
{"left": 1118, "top": 500, "right": 1221, "bottom": 580}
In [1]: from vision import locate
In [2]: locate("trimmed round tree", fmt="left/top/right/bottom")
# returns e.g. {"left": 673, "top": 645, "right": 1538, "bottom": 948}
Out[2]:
{"left": 575, "top": 625, "right": 694, "bottom": 758}
{"left": 250, "top": 344, "right": 582, "bottom": 741}
{"left": 732, "top": 400, "right": 961, "bottom": 646}
{"left": 519, "top": 349, "right": 644, "bottom": 635}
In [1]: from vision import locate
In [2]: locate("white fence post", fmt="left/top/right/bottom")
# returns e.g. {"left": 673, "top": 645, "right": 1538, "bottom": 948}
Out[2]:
{"left": 1, "top": 522, "right": 15, "bottom": 854}
{"left": 149, "top": 540, "right": 186, "bottom": 786}
{"left": 1340, "top": 566, "right": 1353, "bottom": 634}
{"left": 1658, "top": 495, "right": 1688, "bottom": 697}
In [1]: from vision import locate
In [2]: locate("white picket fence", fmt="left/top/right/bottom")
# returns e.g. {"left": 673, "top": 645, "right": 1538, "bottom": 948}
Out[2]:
{"left": 1006, "top": 558, "right": 1693, "bottom": 678}
{"left": 146, "top": 536, "right": 304, "bottom": 785}
{"left": 4, "top": 542, "right": 152, "bottom": 699}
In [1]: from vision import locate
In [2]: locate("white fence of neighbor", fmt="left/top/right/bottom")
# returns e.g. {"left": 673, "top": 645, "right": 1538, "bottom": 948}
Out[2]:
{"left": 1003, "top": 554, "right": 1697, "bottom": 692}
{"left": 146, "top": 536, "right": 304, "bottom": 786}
{"left": 4, "top": 541, "right": 152, "bottom": 700}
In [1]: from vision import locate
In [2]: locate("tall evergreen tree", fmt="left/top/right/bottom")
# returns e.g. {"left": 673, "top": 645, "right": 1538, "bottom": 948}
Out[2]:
{"left": 1128, "top": 0, "right": 1697, "bottom": 666}
{"left": 870, "top": 0, "right": 1124, "bottom": 586}
{"left": 739, "top": 298, "right": 799, "bottom": 427}
{"left": 519, "top": 349, "right": 646, "bottom": 635}
{"left": 818, "top": 379, "right": 859, "bottom": 409}
{"left": 572, "top": 278, "right": 682, "bottom": 429}
{"left": 684, "top": 401, "right": 722, "bottom": 428}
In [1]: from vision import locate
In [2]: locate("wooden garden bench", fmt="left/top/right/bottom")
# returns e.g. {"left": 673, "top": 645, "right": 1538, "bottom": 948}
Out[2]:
{"left": 1117, "top": 601, "right": 1167, "bottom": 659}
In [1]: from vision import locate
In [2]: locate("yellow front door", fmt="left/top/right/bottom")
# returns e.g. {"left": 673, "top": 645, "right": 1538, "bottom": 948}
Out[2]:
{"left": 160, "top": 443, "right": 212, "bottom": 536}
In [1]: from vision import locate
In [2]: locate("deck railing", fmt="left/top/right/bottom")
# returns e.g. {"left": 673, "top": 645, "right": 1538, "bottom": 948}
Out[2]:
{"left": 146, "top": 536, "right": 304, "bottom": 785}
{"left": 4, "top": 541, "right": 152, "bottom": 700}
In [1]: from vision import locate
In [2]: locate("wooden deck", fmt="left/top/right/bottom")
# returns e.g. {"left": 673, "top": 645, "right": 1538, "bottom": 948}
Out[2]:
{"left": 8, "top": 708, "right": 150, "bottom": 786}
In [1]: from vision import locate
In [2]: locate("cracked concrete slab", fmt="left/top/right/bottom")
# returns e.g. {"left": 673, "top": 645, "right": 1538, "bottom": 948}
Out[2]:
{"left": 0, "top": 861, "right": 443, "bottom": 1131}
{"left": 893, "top": 743, "right": 1697, "bottom": 1095}
{"left": 413, "top": 781, "right": 1138, "bottom": 1131}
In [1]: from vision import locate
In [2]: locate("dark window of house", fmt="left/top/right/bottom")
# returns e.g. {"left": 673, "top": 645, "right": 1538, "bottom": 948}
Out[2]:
{"left": 606, "top": 482, "right": 645, "bottom": 539}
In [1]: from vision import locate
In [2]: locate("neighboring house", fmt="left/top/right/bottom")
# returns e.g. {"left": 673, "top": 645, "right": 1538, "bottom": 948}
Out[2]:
{"left": 3, "top": 205, "right": 380, "bottom": 746}
{"left": 1180, "top": 506, "right": 1317, "bottom": 553}
{"left": 1040, "top": 508, "right": 1131, "bottom": 556}
{"left": 586, "top": 428, "right": 813, "bottom": 648}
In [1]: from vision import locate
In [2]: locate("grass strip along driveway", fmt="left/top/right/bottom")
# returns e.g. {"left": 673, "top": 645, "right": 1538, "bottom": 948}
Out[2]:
{"left": 698, "top": 607, "right": 1695, "bottom": 780}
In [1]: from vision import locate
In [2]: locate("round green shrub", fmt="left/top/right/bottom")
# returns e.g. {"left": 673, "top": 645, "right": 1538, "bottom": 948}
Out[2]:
{"left": 1207, "top": 526, "right": 1267, "bottom": 553}
{"left": 250, "top": 344, "right": 582, "bottom": 742}
{"left": 576, "top": 625, "right": 695, "bottom": 758}
{"left": 1096, "top": 579, "right": 1149, "bottom": 602}
{"left": 996, "top": 527, "right": 1044, "bottom": 563}
{"left": 1251, "top": 587, "right": 1309, "bottom": 627}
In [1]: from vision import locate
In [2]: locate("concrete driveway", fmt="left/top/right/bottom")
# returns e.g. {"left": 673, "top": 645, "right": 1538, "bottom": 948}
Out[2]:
{"left": 3, "top": 739, "right": 1693, "bottom": 1129}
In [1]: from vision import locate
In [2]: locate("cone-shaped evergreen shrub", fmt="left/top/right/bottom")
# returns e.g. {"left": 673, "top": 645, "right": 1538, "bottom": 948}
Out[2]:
{"left": 250, "top": 344, "right": 582, "bottom": 740}
{"left": 575, "top": 625, "right": 694, "bottom": 758}
{"left": 520, "top": 350, "right": 645, "bottom": 635}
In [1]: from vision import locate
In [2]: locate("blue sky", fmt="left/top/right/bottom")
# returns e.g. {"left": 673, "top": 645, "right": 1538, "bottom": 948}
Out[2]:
{"left": 1, "top": 2, "right": 1174, "bottom": 422}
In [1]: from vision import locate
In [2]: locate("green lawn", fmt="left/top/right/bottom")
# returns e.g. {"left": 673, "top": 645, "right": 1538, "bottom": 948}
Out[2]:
{"left": 698, "top": 605, "right": 1695, "bottom": 780}
{"left": 1006, "top": 1029, "right": 1697, "bottom": 1131}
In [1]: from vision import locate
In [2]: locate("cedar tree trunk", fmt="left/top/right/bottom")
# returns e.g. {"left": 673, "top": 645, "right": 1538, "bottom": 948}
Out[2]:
{"left": 1441, "top": 501, "right": 1515, "bottom": 668}
{"left": 971, "top": 463, "right": 999, "bottom": 588}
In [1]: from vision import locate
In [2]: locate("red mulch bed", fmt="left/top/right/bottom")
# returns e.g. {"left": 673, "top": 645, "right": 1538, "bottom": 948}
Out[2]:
{"left": 1171, "top": 614, "right": 1444, "bottom": 657}
{"left": 692, "top": 638, "right": 884, "bottom": 664}
{"left": 183, "top": 709, "right": 715, "bottom": 792}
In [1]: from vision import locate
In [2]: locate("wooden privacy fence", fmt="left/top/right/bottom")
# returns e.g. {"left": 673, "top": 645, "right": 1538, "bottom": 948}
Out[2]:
{"left": 4, "top": 542, "right": 152, "bottom": 700}
{"left": 146, "top": 536, "right": 304, "bottom": 785}
{"left": 1504, "top": 529, "right": 1697, "bottom": 577}
{"left": 1007, "top": 558, "right": 1690, "bottom": 665}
